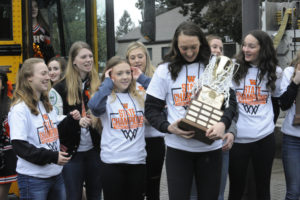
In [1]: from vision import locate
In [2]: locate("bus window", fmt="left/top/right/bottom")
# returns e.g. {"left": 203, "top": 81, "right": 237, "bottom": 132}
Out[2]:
{"left": 60, "top": 0, "right": 87, "bottom": 55}
{"left": 0, "top": 0, "right": 12, "bottom": 40}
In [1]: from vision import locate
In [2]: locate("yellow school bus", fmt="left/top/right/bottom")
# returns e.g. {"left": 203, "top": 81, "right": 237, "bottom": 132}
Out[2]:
{"left": 0, "top": 0, "right": 102, "bottom": 84}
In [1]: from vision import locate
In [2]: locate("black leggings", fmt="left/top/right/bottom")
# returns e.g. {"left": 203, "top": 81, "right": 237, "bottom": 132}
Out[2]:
{"left": 100, "top": 160, "right": 145, "bottom": 200}
{"left": 228, "top": 133, "right": 275, "bottom": 200}
{"left": 145, "top": 137, "right": 165, "bottom": 200}
{"left": 166, "top": 147, "right": 222, "bottom": 200}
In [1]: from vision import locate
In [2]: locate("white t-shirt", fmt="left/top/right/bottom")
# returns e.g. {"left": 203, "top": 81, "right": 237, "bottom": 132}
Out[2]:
{"left": 78, "top": 81, "right": 93, "bottom": 152}
{"left": 136, "top": 83, "right": 164, "bottom": 138}
{"left": 232, "top": 66, "right": 282, "bottom": 143}
{"left": 9, "top": 101, "right": 62, "bottom": 178}
{"left": 146, "top": 62, "right": 222, "bottom": 152}
{"left": 280, "top": 66, "right": 300, "bottom": 136}
{"left": 100, "top": 93, "right": 146, "bottom": 164}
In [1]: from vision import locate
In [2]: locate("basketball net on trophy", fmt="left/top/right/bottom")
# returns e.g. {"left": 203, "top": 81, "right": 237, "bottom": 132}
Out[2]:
{"left": 178, "top": 55, "right": 238, "bottom": 144}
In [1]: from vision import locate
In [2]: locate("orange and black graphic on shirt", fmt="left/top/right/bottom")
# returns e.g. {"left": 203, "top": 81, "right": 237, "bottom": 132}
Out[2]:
{"left": 37, "top": 114, "right": 59, "bottom": 148}
{"left": 110, "top": 109, "right": 143, "bottom": 130}
{"left": 172, "top": 76, "right": 195, "bottom": 107}
{"left": 236, "top": 79, "right": 269, "bottom": 115}
{"left": 110, "top": 108, "right": 143, "bottom": 141}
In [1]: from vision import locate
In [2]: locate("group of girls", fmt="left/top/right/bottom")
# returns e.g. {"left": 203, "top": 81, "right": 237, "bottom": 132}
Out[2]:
{"left": 5, "top": 20, "right": 300, "bottom": 200}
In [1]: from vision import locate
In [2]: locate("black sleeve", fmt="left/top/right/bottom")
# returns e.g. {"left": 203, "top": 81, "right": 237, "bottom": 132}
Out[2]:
{"left": 272, "top": 97, "right": 280, "bottom": 124}
{"left": 279, "top": 81, "right": 299, "bottom": 111}
{"left": 57, "top": 113, "right": 80, "bottom": 153}
{"left": 220, "top": 88, "right": 237, "bottom": 130}
{"left": 145, "top": 94, "right": 170, "bottom": 133}
{"left": 12, "top": 140, "right": 58, "bottom": 165}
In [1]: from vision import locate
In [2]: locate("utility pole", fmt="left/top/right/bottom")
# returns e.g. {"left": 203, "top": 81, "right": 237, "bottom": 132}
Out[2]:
{"left": 106, "top": 0, "right": 115, "bottom": 59}
{"left": 242, "top": 0, "right": 260, "bottom": 37}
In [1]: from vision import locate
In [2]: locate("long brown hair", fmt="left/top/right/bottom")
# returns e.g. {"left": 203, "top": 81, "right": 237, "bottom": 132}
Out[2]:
{"left": 65, "top": 41, "right": 100, "bottom": 105}
{"left": 163, "top": 21, "right": 211, "bottom": 81}
{"left": 47, "top": 56, "right": 67, "bottom": 85}
{"left": 234, "top": 30, "right": 278, "bottom": 91}
{"left": 100, "top": 56, "right": 144, "bottom": 107}
{"left": 11, "top": 58, "right": 52, "bottom": 115}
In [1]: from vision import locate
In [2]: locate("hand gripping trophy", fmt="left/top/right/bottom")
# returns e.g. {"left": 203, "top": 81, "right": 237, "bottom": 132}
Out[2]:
{"left": 178, "top": 55, "right": 238, "bottom": 144}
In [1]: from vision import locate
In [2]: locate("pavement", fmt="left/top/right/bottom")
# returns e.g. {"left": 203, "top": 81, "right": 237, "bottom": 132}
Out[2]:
{"left": 159, "top": 158, "right": 286, "bottom": 200}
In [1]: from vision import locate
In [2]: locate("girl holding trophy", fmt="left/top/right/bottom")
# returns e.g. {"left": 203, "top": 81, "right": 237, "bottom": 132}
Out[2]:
{"left": 145, "top": 22, "right": 237, "bottom": 200}
{"left": 228, "top": 30, "right": 282, "bottom": 200}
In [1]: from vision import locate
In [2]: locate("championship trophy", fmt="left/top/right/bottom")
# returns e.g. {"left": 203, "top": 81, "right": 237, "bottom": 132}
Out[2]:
{"left": 292, "top": 86, "right": 300, "bottom": 125}
{"left": 178, "top": 55, "right": 238, "bottom": 144}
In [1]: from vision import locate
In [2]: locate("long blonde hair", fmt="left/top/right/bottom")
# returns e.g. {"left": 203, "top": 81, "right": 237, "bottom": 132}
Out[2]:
{"left": 100, "top": 56, "right": 144, "bottom": 107}
{"left": 65, "top": 41, "right": 100, "bottom": 105}
{"left": 11, "top": 58, "right": 52, "bottom": 115}
{"left": 126, "top": 41, "right": 155, "bottom": 77}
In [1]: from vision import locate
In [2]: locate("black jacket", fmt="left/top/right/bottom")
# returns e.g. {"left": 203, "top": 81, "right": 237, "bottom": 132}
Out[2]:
{"left": 54, "top": 79, "right": 100, "bottom": 156}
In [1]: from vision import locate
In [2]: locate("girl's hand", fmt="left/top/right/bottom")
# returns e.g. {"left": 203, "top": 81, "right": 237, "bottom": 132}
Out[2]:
{"left": 206, "top": 122, "right": 225, "bottom": 140}
{"left": 131, "top": 66, "right": 142, "bottom": 80}
{"left": 293, "top": 63, "right": 300, "bottom": 85}
{"left": 57, "top": 151, "right": 71, "bottom": 165}
{"left": 105, "top": 68, "right": 113, "bottom": 79}
{"left": 167, "top": 119, "right": 195, "bottom": 139}
{"left": 79, "top": 117, "right": 92, "bottom": 128}
{"left": 70, "top": 110, "right": 81, "bottom": 120}
{"left": 222, "top": 132, "right": 234, "bottom": 151}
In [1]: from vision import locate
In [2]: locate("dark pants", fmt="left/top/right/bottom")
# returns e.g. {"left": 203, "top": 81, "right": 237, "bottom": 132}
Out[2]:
{"left": 100, "top": 160, "right": 146, "bottom": 200}
{"left": 62, "top": 148, "right": 102, "bottom": 200}
{"left": 228, "top": 133, "right": 275, "bottom": 200}
{"left": 166, "top": 147, "right": 222, "bottom": 200}
{"left": 145, "top": 137, "right": 165, "bottom": 200}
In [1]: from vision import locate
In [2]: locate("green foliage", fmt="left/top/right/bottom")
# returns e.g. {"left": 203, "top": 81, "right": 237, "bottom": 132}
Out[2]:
{"left": 136, "top": 0, "right": 242, "bottom": 43}
{"left": 179, "top": 0, "right": 242, "bottom": 43}
{"left": 97, "top": 14, "right": 107, "bottom": 70}
{"left": 116, "top": 10, "right": 135, "bottom": 39}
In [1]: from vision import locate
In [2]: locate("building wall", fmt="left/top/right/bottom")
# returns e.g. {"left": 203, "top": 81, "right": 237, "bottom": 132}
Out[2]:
{"left": 116, "top": 42, "right": 171, "bottom": 67}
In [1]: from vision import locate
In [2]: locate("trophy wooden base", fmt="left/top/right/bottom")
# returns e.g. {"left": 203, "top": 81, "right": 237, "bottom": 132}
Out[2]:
{"left": 293, "top": 114, "right": 300, "bottom": 126}
{"left": 178, "top": 118, "right": 214, "bottom": 145}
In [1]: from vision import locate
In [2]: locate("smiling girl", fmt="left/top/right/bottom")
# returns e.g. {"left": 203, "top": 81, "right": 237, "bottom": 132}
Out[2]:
{"left": 228, "top": 30, "right": 282, "bottom": 200}
{"left": 126, "top": 42, "right": 165, "bottom": 200}
{"left": 47, "top": 57, "right": 66, "bottom": 86}
{"left": 145, "top": 22, "right": 237, "bottom": 200}
{"left": 88, "top": 56, "right": 146, "bottom": 200}
{"left": 9, "top": 58, "right": 72, "bottom": 199}
{"left": 52, "top": 41, "right": 102, "bottom": 200}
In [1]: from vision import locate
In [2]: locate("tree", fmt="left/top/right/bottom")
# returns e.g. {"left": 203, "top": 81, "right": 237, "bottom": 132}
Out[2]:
{"left": 135, "top": 0, "right": 242, "bottom": 42}
{"left": 179, "top": 0, "right": 242, "bottom": 43}
{"left": 116, "top": 10, "right": 135, "bottom": 39}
